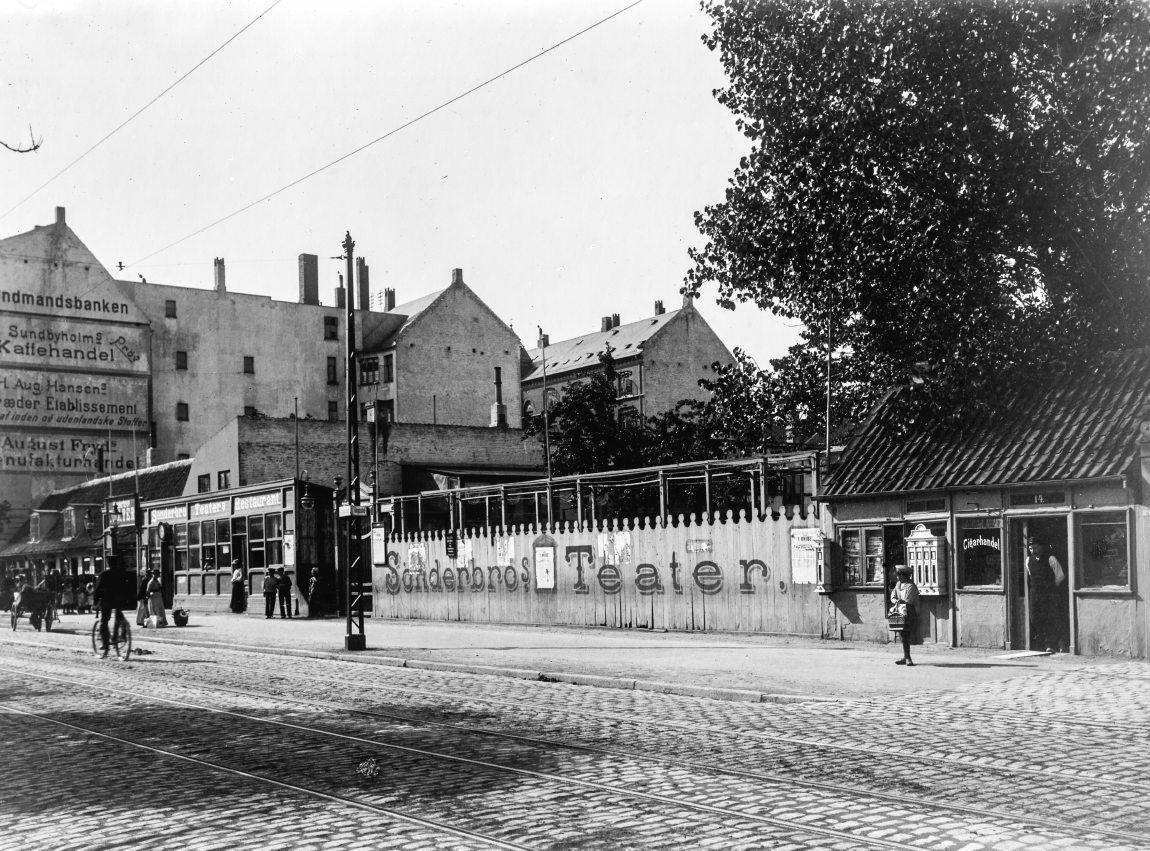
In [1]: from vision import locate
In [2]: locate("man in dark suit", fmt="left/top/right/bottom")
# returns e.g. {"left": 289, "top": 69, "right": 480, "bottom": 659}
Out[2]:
{"left": 275, "top": 567, "right": 293, "bottom": 618}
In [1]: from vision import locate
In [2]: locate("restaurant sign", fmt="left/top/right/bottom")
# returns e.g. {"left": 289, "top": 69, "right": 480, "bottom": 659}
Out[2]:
{"left": 233, "top": 491, "right": 282, "bottom": 513}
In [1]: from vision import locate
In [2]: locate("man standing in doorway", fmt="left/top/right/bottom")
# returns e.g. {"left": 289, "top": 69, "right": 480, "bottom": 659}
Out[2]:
{"left": 1027, "top": 537, "right": 1069, "bottom": 653}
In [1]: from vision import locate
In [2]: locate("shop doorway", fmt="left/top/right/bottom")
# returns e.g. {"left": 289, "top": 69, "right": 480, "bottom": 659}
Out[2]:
{"left": 1008, "top": 516, "right": 1070, "bottom": 652}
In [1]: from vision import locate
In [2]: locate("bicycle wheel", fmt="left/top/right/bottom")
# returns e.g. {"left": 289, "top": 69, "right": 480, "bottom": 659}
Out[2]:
{"left": 91, "top": 619, "right": 108, "bottom": 658}
{"left": 112, "top": 616, "right": 132, "bottom": 661}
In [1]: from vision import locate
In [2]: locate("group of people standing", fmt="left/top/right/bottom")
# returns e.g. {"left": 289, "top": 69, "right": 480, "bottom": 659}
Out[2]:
{"left": 227, "top": 561, "right": 323, "bottom": 618}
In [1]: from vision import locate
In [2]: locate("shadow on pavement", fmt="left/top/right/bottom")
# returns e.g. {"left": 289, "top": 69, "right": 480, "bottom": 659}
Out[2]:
{"left": 924, "top": 662, "right": 1038, "bottom": 669}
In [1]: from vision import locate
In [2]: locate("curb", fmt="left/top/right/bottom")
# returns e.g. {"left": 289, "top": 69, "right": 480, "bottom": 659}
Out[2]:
{"left": 3, "top": 630, "right": 826, "bottom": 705}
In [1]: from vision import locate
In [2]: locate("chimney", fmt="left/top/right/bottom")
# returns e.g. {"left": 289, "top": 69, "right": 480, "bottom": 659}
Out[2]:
{"left": 384, "top": 287, "right": 396, "bottom": 311}
{"left": 490, "top": 366, "right": 508, "bottom": 429}
{"left": 356, "top": 257, "right": 370, "bottom": 311}
{"left": 611, "top": 313, "right": 620, "bottom": 328}
{"left": 213, "top": 257, "right": 226, "bottom": 293}
{"left": 334, "top": 273, "right": 346, "bottom": 309}
{"left": 298, "top": 254, "right": 319, "bottom": 305}
{"left": 451, "top": 268, "right": 464, "bottom": 286}
{"left": 654, "top": 300, "right": 665, "bottom": 315}
{"left": 601, "top": 316, "right": 612, "bottom": 332}
{"left": 55, "top": 206, "right": 65, "bottom": 226}
{"left": 538, "top": 333, "right": 549, "bottom": 348}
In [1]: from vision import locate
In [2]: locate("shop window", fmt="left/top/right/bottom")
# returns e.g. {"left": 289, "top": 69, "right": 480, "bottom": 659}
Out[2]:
{"left": 174, "top": 523, "right": 189, "bottom": 571}
{"left": 215, "top": 519, "right": 231, "bottom": 569}
{"left": 243, "top": 355, "right": 255, "bottom": 374}
{"left": 188, "top": 522, "right": 201, "bottom": 571}
{"left": 328, "top": 401, "right": 339, "bottom": 422}
{"left": 958, "top": 519, "right": 1003, "bottom": 587}
{"left": 197, "top": 474, "right": 211, "bottom": 493}
{"left": 1078, "top": 511, "right": 1130, "bottom": 588}
{"left": 218, "top": 470, "right": 231, "bottom": 490}
{"left": 838, "top": 526, "right": 886, "bottom": 586}
{"left": 165, "top": 299, "right": 177, "bottom": 318}
{"left": 360, "top": 356, "right": 379, "bottom": 385}
{"left": 265, "top": 513, "right": 284, "bottom": 565}
{"left": 248, "top": 515, "right": 266, "bottom": 569}
{"left": 324, "top": 316, "right": 339, "bottom": 340}
{"left": 326, "top": 357, "right": 339, "bottom": 384}
{"left": 176, "top": 350, "right": 188, "bottom": 370}
{"left": 176, "top": 402, "right": 189, "bottom": 421}
{"left": 383, "top": 353, "right": 394, "bottom": 383}
{"left": 201, "top": 521, "right": 217, "bottom": 570}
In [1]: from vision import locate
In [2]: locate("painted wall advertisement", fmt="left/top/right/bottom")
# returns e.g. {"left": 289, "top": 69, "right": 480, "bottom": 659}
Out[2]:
{"left": 1, "top": 430, "right": 141, "bottom": 475}
{"left": 0, "top": 370, "right": 149, "bottom": 430}
{"left": 0, "top": 316, "right": 149, "bottom": 374}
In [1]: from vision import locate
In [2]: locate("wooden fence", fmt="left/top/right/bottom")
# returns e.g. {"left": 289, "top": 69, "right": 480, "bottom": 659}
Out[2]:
{"left": 373, "top": 507, "right": 829, "bottom": 634}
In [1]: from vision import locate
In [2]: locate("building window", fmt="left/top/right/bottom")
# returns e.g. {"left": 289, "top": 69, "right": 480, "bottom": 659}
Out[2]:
{"left": 545, "top": 388, "right": 560, "bottom": 410}
{"left": 360, "top": 356, "right": 379, "bottom": 385}
{"left": 383, "top": 353, "right": 394, "bottom": 383}
{"left": 838, "top": 526, "right": 888, "bottom": 586}
{"left": 218, "top": 470, "right": 231, "bottom": 490}
{"left": 197, "top": 474, "right": 211, "bottom": 493}
{"left": 247, "top": 514, "right": 265, "bottom": 569}
{"left": 176, "top": 402, "right": 189, "bottom": 421}
{"left": 29, "top": 514, "right": 41, "bottom": 543}
{"left": 957, "top": 519, "right": 1002, "bottom": 587}
{"left": 175, "top": 350, "right": 188, "bottom": 370}
{"left": 243, "top": 356, "right": 254, "bottom": 374}
{"left": 324, "top": 316, "right": 339, "bottom": 340}
{"left": 328, "top": 401, "right": 339, "bottom": 422}
{"left": 201, "top": 521, "right": 217, "bottom": 570}
{"left": 380, "top": 399, "right": 394, "bottom": 422}
{"left": 1078, "top": 511, "right": 1130, "bottom": 588}
{"left": 617, "top": 405, "right": 639, "bottom": 426}
{"left": 165, "top": 299, "right": 177, "bottom": 318}
{"left": 327, "top": 357, "right": 339, "bottom": 385}
{"left": 616, "top": 370, "right": 636, "bottom": 398}
{"left": 265, "top": 513, "right": 284, "bottom": 565}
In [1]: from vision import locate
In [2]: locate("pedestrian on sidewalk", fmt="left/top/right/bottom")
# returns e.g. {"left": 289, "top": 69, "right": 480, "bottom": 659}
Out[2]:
{"left": 262, "top": 570, "right": 277, "bottom": 619}
{"left": 275, "top": 567, "right": 293, "bottom": 618}
{"left": 306, "top": 567, "right": 321, "bottom": 618}
{"left": 890, "top": 565, "right": 919, "bottom": 666}
{"left": 146, "top": 569, "right": 168, "bottom": 628}
{"left": 228, "top": 560, "right": 247, "bottom": 614}
{"left": 135, "top": 569, "right": 150, "bottom": 627}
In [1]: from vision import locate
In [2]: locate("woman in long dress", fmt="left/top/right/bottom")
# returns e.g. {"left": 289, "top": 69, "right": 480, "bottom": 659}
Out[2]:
{"left": 228, "top": 561, "right": 246, "bottom": 613}
{"left": 146, "top": 569, "right": 168, "bottom": 627}
{"left": 135, "top": 570, "right": 150, "bottom": 626}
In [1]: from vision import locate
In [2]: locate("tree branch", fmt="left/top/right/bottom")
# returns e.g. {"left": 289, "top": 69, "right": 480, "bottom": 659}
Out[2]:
{"left": 1, "top": 125, "right": 41, "bottom": 154}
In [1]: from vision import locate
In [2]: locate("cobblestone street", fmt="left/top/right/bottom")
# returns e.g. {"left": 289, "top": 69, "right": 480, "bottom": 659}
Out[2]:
{"left": 2, "top": 624, "right": 1149, "bottom": 850}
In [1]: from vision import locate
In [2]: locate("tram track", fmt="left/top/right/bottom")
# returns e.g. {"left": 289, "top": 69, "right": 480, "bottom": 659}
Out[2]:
{"left": 28, "top": 649, "right": 1150, "bottom": 846}
{"left": 145, "top": 641, "right": 1150, "bottom": 790}
{"left": 2, "top": 662, "right": 1122, "bottom": 851}
{"left": 2, "top": 651, "right": 1145, "bottom": 850}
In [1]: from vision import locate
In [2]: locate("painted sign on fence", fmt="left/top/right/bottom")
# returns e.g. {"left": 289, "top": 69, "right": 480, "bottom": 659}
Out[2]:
{"left": 375, "top": 512, "right": 826, "bottom": 634}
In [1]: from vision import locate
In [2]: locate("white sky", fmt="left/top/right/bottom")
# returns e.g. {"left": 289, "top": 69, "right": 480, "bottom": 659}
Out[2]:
{"left": 1, "top": 0, "right": 801, "bottom": 367}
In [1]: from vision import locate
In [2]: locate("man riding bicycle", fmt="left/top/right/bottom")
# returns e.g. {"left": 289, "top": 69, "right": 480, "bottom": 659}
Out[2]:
{"left": 93, "top": 556, "right": 135, "bottom": 651}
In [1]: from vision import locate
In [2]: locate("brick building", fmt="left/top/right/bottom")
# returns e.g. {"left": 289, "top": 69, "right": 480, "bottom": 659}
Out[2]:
{"left": 0, "top": 209, "right": 525, "bottom": 549}
{"left": 521, "top": 298, "right": 733, "bottom": 422}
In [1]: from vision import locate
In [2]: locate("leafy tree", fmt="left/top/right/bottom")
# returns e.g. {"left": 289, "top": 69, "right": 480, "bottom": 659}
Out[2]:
{"left": 523, "top": 349, "right": 649, "bottom": 477}
{"left": 687, "top": 0, "right": 1150, "bottom": 428}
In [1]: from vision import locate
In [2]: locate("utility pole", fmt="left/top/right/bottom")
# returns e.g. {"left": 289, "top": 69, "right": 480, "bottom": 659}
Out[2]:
{"left": 537, "top": 327, "right": 552, "bottom": 480}
{"left": 343, "top": 231, "right": 366, "bottom": 651}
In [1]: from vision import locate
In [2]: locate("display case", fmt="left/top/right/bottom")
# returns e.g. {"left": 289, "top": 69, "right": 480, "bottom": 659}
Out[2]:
{"left": 905, "top": 523, "right": 947, "bottom": 595}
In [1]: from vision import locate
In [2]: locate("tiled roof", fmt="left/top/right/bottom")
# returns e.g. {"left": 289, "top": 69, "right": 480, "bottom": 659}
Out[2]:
{"left": 524, "top": 309, "right": 681, "bottom": 383}
{"left": 823, "top": 348, "right": 1150, "bottom": 497}
{"left": 362, "top": 288, "right": 447, "bottom": 351}
{"left": 1, "top": 461, "right": 191, "bottom": 558}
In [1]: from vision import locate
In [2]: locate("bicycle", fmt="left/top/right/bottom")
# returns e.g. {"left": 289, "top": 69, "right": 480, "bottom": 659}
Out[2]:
{"left": 91, "top": 611, "right": 132, "bottom": 661}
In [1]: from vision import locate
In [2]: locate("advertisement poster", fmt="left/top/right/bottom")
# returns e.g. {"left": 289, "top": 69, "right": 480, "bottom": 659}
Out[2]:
{"left": 534, "top": 545, "right": 556, "bottom": 590}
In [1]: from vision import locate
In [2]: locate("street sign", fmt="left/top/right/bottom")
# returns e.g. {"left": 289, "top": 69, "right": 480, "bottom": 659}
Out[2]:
{"left": 338, "top": 504, "right": 370, "bottom": 518}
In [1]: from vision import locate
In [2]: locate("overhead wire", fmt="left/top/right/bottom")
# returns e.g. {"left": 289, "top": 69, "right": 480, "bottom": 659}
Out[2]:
{"left": 124, "top": 0, "right": 645, "bottom": 270}
{"left": 0, "top": 0, "right": 287, "bottom": 222}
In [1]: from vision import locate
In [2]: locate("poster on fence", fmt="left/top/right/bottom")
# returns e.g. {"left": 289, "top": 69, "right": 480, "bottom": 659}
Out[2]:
{"left": 533, "top": 540, "right": 556, "bottom": 590}
{"left": 790, "top": 527, "right": 824, "bottom": 584}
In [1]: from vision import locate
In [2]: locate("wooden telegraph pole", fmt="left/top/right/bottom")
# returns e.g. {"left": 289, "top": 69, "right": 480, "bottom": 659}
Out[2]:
{"left": 342, "top": 231, "right": 366, "bottom": 651}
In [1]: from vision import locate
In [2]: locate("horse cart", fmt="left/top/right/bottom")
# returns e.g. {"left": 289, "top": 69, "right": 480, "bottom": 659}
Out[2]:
{"left": 11, "top": 585, "right": 56, "bottom": 632}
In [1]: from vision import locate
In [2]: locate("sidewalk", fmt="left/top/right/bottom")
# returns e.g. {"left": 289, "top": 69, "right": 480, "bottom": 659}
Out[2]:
{"left": 56, "top": 610, "right": 1117, "bottom": 702}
